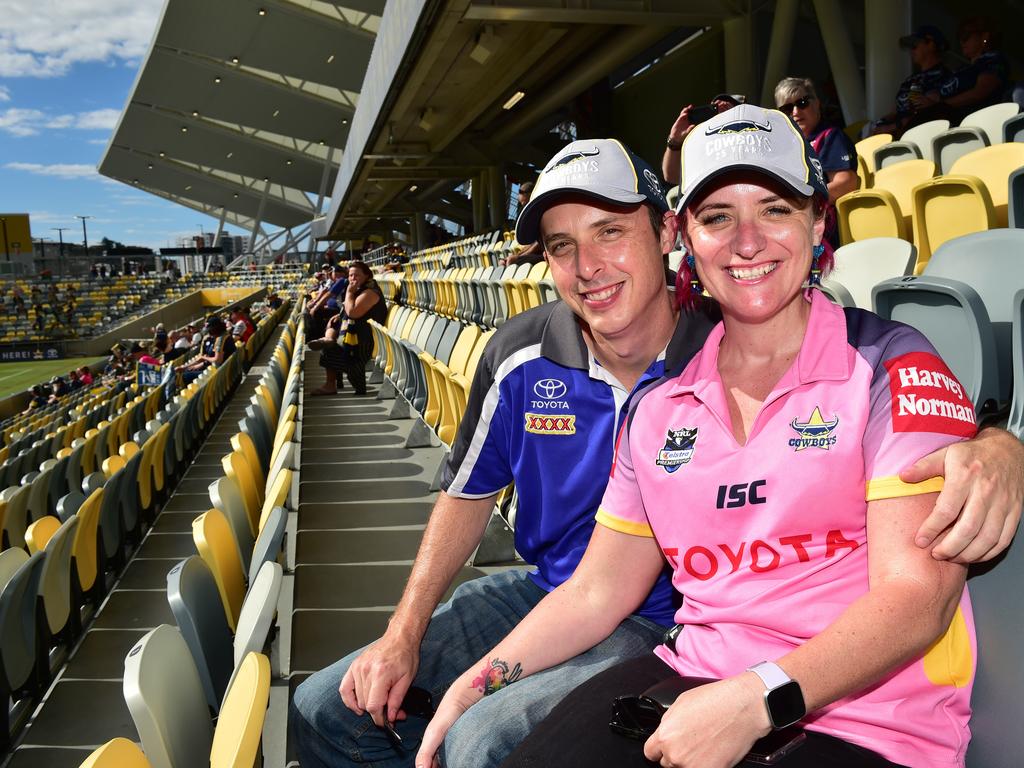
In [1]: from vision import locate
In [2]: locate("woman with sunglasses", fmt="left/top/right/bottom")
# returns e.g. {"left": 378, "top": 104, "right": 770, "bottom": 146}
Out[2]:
{"left": 774, "top": 78, "right": 858, "bottom": 248}
{"left": 414, "top": 106, "right": 974, "bottom": 768}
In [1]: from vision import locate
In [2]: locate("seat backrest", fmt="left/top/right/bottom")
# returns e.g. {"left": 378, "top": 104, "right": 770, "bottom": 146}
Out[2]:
{"left": 910, "top": 175, "right": 996, "bottom": 270}
{"left": 79, "top": 737, "right": 152, "bottom": 768}
{"left": 248, "top": 505, "right": 286, "bottom": 585}
{"left": 70, "top": 487, "right": 103, "bottom": 595}
{"left": 950, "top": 143, "right": 1024, "bottom": 226}
{"left": 932, "top": 127, "right": 988, "bottom": 174}
{"left": 835, "top": 189, "right": 906, "bottom": 244}
{"left": 899, "top": 119, "right": 950, "bottom": 163}
{"left": 964, "top": 529, "right": 1024, "bottom": 768}
{"left": 1008, "top": 288, "right": 1024, "bottom": 439}
{"left": 871, "top": 159, "right": 935, "bottom": 216}
{"left": 222, "top": 451, "right": 261, "bottom": 535}
{"left": 167, "top": 556, "right": 233, "bottom": 712}
{"left": 961, "top": 101, "right": 1020, "bottom": 145}
{"left": 822, "top": 238, "right": 917, "bottom": 310}
{"left": 38, "top": 515, "right": 78, "bottom": 635}
{"left": 208, "top": 475, "right": 255, "bottom": 571}
{"left": 209, "top": 652, "right": 270, "bottom": 768}
{"left": 192, "top": 509, "right": 245, "bottom": 631}
{"left": 854, "top": 133, "right": 892, "bottom": 174}
{"left": 0, "top": 550, "right": 46, "bottom": 692}
{"left": 259, "top": 470, "right": 293, "bottom": 532}
{"left": 234, "top": 561, "right": 282, "bottom": 668}
{"left": 872, "top": 276, "right": 1001, "bottom": 414}
{"left": 123, "top": 624, "right": 214, "bottom": 768}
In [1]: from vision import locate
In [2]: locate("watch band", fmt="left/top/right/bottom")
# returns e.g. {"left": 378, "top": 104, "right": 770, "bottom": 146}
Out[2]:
{"left": 666, "top": 139, "right": 683, "bottom": 151}
{"left": 747, "top": 661, "right": 791, "bottom": 689}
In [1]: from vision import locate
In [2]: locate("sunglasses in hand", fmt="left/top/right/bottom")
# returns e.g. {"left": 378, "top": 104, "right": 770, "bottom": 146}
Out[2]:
{"left": 378, "top": 686, "right": 435, "bottom": 752}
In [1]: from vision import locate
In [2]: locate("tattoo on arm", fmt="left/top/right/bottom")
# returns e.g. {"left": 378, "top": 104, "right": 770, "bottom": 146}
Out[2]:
{"left": 471, "top": 658, "right": 523, "bottom": 696}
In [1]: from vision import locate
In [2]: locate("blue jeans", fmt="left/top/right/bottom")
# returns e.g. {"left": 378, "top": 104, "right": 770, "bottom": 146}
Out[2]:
{"left": 289, "top": 570, "right": 665, "bottom": 768}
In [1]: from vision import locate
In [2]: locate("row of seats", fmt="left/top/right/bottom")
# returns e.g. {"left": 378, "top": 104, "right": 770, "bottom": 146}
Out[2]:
{"left": 837, "top": 142, "right": 1024, "bottom": 271}
{"left": 378, "top": 262, "right": 556, "bottom": 330}
{"left": 857, "top": 103, "right": 1023, "bottom": 178}
{"left": 820, "top": 230, "right": 1023, "bottom": 436}
{"left": 82, "top": 307, "right": 306, "bottom": 767}
{"left": 0, "top": 299, "right": 292, "bottom": 752}
{"left": 406, "top": 229, "right": 520, "bottom": 270}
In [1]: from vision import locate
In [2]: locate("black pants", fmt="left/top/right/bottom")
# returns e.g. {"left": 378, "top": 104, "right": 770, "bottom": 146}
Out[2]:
{"left": 319, "top": 341, "right": 371, "bottom": 394}
{"left": 500, "top": 655, "right": 903, "bottom": 768}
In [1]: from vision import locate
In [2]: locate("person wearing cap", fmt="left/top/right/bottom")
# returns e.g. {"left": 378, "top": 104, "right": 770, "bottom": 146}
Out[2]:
{"left": 418, "top": 105, "right": 988, "bottom": 768}
{"left": 871, "top": 25, "right": 951, "bottom": 136}
{"left": 292, "top": 133, "right": 1024, "bottom": 768}
{"left": 774, "top": 77, "right": 858, "bottom": 248}
{"left": 504, "top": 180, "right": 545, "bottom": 265}
{"left": 661, "top": 93, "right": 743, "bottom": 185}
{"left": 177, "top": 315, "right": 235, "bottom": 383}
{"left": 307, "top": 263, "right": 349, "bottom": 338}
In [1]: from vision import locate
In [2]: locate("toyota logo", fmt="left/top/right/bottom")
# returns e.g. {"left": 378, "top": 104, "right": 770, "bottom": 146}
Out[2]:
{"left": 533, "top": 378, "right": 567, "bottom": 400}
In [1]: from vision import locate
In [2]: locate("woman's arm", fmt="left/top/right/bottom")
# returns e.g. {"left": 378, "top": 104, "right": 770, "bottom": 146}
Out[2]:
{"left": 643, "top": 491, "right": 966, "bottom": 768}
{"left": 941, "top": 72, "right": 1001, "bottom": 110}
{"left": 345, "top": 286, "right": 380, "bottom": 320}
{"left": 414, "top": 525, "right": 665, "bottom": 767}
{"left": 826, "top": 169, "right": 859, "bottom": 203}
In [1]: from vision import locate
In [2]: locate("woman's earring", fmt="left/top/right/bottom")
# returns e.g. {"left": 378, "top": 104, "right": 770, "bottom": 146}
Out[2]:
{"left": 810, "top": 243, "right": 825, "bottom": 286}
{"left": 686, "top": 253, "right": 703, "bottom": 296}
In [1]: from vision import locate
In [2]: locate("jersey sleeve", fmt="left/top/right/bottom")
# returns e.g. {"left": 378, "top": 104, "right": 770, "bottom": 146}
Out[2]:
{"left": 595, "top": 418, "right": 653, "bottom": 537}
{"left": 861, "top": 323, "right": 977, "bottom": 501}
{"left": 441, "top": 339, "right": 514, "bottom": 498}
{"left": 820, "top": 130, "right": 857, "bottom": 174}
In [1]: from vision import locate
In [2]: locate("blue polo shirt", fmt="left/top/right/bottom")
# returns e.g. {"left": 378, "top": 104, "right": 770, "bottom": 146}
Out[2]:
{"left": 442, "top": 299, "right": 716, "bottom": 626}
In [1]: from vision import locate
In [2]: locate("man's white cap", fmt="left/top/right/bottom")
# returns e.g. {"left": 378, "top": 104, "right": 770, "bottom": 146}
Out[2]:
{"left": 674, "top": 104, "right": 829, "bottom": 214}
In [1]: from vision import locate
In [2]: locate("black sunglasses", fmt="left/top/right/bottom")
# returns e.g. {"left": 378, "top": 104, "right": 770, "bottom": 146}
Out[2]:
{"left": 778, "top": 96, "right": 814, "bottom": 113}
{"left": 608, "top": 695, "right": 664, "bottom": 740}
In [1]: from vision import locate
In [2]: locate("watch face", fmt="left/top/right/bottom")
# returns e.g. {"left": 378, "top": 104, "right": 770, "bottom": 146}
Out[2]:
{"left": 766, "top": 681, "right": 806, "bottom": 729}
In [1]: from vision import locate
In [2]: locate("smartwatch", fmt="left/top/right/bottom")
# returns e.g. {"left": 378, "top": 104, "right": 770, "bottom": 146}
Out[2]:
{"left": 746, "top": 661, "right": 806, "bottom": 729}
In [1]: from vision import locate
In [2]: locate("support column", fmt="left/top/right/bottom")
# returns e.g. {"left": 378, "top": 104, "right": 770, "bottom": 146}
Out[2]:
{"left": 248, "top": 179, "right": 271, "bottom": 253}
{"left": 723, "top": 13, "right": 756, "bottom": 100}
{"left": 213, "top": 206, "right": 228, "bottom": 249}
{"left": 760, "top": 0, "right": 800, "bottom": 106}
{"left": 472, "top": 174, "right": 486, "bottom": 235}
{"left": 487, "top": 165, "right": 505, "bottom": 231}
{"left": 865, "top": 0, "right": 912, "bottom": 120}
{"left": 415, "top": 213, "right": 429, "bottom": 252}
{"left": 314, "top": 147, "right": 337, "bottom": 217}
{"left": 812, "top": 0, "right": 867, "bottom": 125}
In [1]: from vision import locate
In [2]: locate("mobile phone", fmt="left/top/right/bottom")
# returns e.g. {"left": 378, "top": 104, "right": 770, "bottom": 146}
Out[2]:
{"left": 742, "top": 726, "right": 806, "bottom": 765}
{"left": 688, "top": 104, "right": 718, "bottom": 126}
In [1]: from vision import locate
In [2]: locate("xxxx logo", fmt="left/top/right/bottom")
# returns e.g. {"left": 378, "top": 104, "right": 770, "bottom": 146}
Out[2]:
{"left": 525, "top": 413, "right": 577, "bottom": 435}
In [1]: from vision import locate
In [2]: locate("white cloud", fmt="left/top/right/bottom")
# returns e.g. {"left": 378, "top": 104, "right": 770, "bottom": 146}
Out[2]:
{"left": 5, "top": 161, "right": 98, "bottom": 179}
{"left": 0, "top": 85, "right": 9, "bottom": 102}
{"left": 0, "top": 106, "right": 122, "bottom": 136}
{"left": 0, "top": 0, "right": 163, "bottom": 78}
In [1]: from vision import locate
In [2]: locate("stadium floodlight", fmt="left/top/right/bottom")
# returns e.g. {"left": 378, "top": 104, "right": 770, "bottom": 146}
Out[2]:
{"left": 74, "top": 215, "right": 92, "bottom": 257}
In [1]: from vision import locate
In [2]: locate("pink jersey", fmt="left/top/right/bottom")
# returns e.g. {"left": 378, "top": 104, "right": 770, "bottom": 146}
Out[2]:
{"left": 598, "top": 291, "right": 976, "bottom": 767}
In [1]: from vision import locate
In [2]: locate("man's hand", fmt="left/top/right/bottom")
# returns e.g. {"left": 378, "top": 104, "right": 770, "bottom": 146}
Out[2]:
{"left": 644, "top": 674, "right": 769, "bottom": 768}
{"left": 339, "top": 631, "right": 421, "bottom": 727}
{"left": 667, "top": 105, "right": 696, "bottom": 145}
{"left": 901, "top": 428, "right": 1024, "bottom": 563}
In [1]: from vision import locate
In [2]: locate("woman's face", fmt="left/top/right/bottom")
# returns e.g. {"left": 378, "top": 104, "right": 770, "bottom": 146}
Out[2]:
{"left": 959, "top": 29, "right": 986, "bottom": 60}
{"left": 777, "top": 91, "right": 820, "bottom": 137}
{"left": 349, "top": 266, "right": 368, "bottom": 288}
{"left": 682, "top": 174, "right": 824, "bottom": 325}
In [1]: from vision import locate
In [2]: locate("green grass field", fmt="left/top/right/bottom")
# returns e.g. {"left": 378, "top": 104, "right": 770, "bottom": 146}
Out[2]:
{"left": 0, "top": 358, "right": 106, "bottom": 400}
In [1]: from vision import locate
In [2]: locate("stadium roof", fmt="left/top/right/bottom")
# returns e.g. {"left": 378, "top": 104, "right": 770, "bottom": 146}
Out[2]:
{"left": 98, "top": 0, "right": 385, "bottom": 235}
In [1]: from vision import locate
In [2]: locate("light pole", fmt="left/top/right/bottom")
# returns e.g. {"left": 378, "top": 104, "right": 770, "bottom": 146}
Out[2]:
{"left": 75, "top": 215, "right": 92, "bottom": 260}
{"left": 35, "top": 237, "right": 48, "bottom": 272}
{"left": 52, "top": 227, "right": 70, "bottom": 277}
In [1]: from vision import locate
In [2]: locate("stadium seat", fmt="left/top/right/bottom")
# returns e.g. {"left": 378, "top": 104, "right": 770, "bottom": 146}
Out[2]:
{"left": 193, "top": 508, "right": 246, "bottom": 631}
{"left": 0, "top": 550, "right": 47, "bottom": 748}
{"left": 836, "top": 188, "right": 906, "bottom": 244}
{"left": 167, "top": 556, "right": 234, "bottom": 712}
{"left": 854, "top": 133, "right": 892, "bottom": 176}
{"left": 1004, "top": 112, "right": 1024, "bottom": 144}
{"left": 80, "top": 737, "right": 151, "bottom": 767}
{"left": 871, "top": 159, "right": 936, "bottom": 231}
{"left": 123, "top": 624, "right": 215, "bottom": 767}
{"left": 232, "top": 561, "right": 282, "bottom": 670}
{"left": 1010, "top": 167, "right": 1024, "bottom": 230}
{"left": 33, "top": 515, "right": 79, "bottom": 672}
{"left": 259, "top": 469, "right": 294, "bottom": 532}
{"left": 819, "top": 238, "right": 917, "bottom": 310}
{"left": 872, "top": 276, "right": 1000, "bottom": 415}
{"left": 910, "top": 175, "right": 996, "bottom": 273}
{"left": 875, "top": 120, "right": 949, "bottom": 168}
{"left": 209, "top": 475, "right": 255, "bottom": 574}
{"left": 924, "top": 228, "right": 1024, "bottom": 404}
{"left": 1008, "top": 289, "right": 1024, "bottom": 440}
{"left": 949, "top": 143, "right": 1024, "bottom": 227}
{"left": 961, "top": 102, "right": 1020, "bottom": 146}
{"left": 932, "top": 127, "right": 988, "bottom": 174}
{"left": 209, "top": 652, "right": 270, "bottom": 768}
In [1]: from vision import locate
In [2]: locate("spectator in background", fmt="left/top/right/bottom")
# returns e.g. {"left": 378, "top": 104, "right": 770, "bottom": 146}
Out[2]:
{"left": 23, "top": 385, "right": 48, "bottom": 413}
{"left": 306, "top": 264, "right": 348, "bottom": 337}
{"left": 230, "top": 307, "right": 256, "bottom": 343}
{"left": 505, "top": 181, "right": 545, "bottom": 266}
{"left": 267, "top": 292, "right": 283, "bottom": 310}
{"left": 190, "top": 324, "right": 203, "bottom": 346}
{"left": 910, "top": 16, "right": 1009, "bottom": 125}
{"left": 662, "top": 93, "right": 743, "bottom": 185}
{"left": 68, "top": 369, "right": 82, "bottom": 392}
{"left": 47, "top": 376, "right": 68, "bottom": 403}
{"left": 871, "top": 26, "right": 951, "bottom": 136}
{"left": 177, "top": 315, "right": 235, "bottom": 383}
{"left": 775, "top": 77, "right": 858, "bottom": 248}
{"left": 78, "top": 366, "right": 94, "bottom": 386}
{"left": 11, "top": 287, "right": 26, "bottom": 319}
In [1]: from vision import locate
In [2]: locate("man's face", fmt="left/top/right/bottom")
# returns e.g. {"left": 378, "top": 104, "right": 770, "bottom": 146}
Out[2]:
{"left": 539, "top": 198, "right": 675, "bottom": 343}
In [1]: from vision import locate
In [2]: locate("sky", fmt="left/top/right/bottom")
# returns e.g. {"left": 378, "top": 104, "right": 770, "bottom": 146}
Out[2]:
{"left": 0, "top": 0, "right": 251, "bottom": 251}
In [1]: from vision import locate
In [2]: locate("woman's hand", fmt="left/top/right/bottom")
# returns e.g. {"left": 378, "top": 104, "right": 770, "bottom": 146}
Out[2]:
{"left": 414, "top": 677, "right": 481, "bottom": 768}
{"left": 643, "top": 674, "right": 770, "bottom": 768}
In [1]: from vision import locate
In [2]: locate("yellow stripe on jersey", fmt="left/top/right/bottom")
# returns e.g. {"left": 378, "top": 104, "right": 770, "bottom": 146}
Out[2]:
{"left": 595, "top": 508, "right": 654, "bottom": 538}
{"left": 865, "top": 475, "right": 944, "bottom": 501}
{"left": 922, "top": 605, "right": 973, "bottom": 688}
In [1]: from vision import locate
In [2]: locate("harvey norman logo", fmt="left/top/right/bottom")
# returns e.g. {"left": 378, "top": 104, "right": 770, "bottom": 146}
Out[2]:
{"left": 886, "top": 351, "right": 976, "bottom": 437}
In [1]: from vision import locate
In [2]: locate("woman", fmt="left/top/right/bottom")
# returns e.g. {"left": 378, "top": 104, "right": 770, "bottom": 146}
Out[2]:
{"left": 911, "top": 16, "right": 1008, "bottom": 125}
{"left": 774, "top": 77, "right": 858, "bottom": 248}
{"left": 309, "top": 261, "right": 386, "bottom": 395}
{"left": 414, "top": 106, "right": 974, "bottom": 768}
{"left": 177, "top": 315, "right": 235, "bottom": 384}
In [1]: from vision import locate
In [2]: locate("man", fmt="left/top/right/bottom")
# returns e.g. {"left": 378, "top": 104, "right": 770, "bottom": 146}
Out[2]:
{"left": 871, "top": 25, "right": 951, "bottom": 136}
{"left": 662, "top": 93, "right": 743, "bottom": 185}
{"left": 291, "top": 138, "right": 1024, "bottom": 768}
{"left": 307, "top": 264, "right": 349, "bottom": 337}
{"left": 504, "top": 181, "right": 544, "bottom": 265}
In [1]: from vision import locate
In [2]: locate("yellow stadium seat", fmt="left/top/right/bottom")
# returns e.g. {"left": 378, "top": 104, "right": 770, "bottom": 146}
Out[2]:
{"left": 222, "top": 451, "right": 262, "bottom": 535}
{"left": 193, "top": 508, "right": 245, "bottom": 631}
{"left": 871, "top": 159, "right": 936, "bottom": 235}
{"left": 910, "top": 174, "right": 996, "bottom": 273}
{"left": 80, "top": 737, "right": 152, "bottom": 767}
{"left": 854, "top": 133, "right": 892, "bottom": 176}
{"left": 210, "top": 653, "right": 271, "bottom": 768}
{"left": 259, "top": 469, "right": 293, "bottom": 533}
{"left": 836, "top": 188, "right": 907, "bottom": 244}
{"left": 949, "top": 143, "right": 1024, "bottom": 227}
